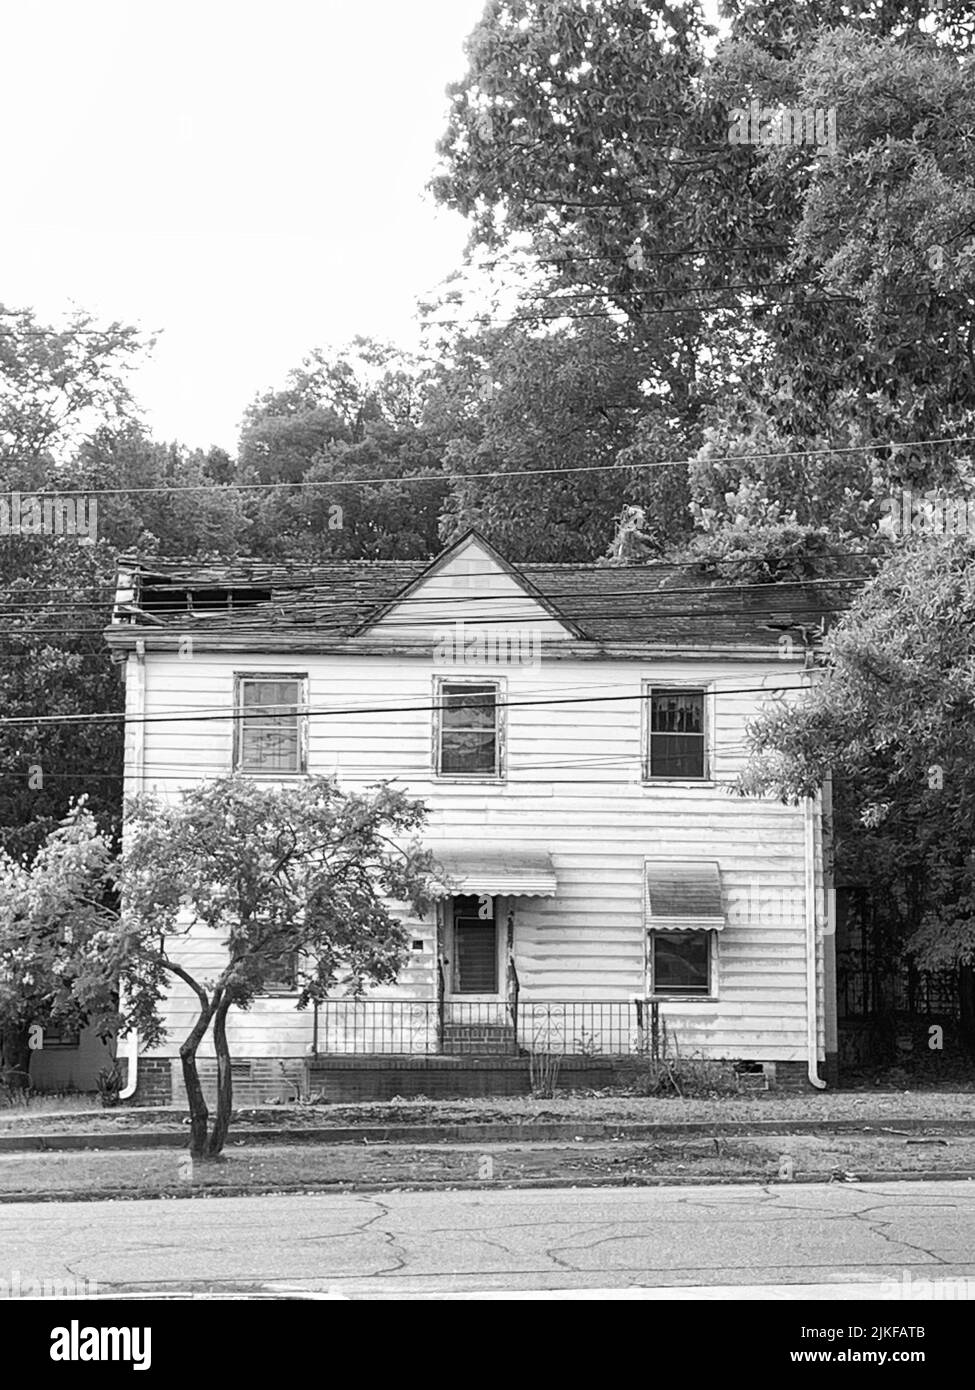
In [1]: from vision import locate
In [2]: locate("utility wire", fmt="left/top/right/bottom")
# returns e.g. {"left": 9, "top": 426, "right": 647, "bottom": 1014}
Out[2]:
{"left": 19, "top": 432, "right": 975, "bottom": 496}
{"left": 0, "top": 678, "right": 820, "bottom": 729}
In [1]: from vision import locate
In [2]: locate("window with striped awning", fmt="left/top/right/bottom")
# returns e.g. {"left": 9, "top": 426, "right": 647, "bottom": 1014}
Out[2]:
{"left": 645, "top": 860, "right": 725, "bottom": 932}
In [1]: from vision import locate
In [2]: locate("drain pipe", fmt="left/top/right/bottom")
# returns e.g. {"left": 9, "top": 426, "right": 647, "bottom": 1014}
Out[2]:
{"left": 804, "top": 793, "right": 826, "bottom": 1089}
{"left": 118, "top": 638, "right": 145, "bottom": 1102}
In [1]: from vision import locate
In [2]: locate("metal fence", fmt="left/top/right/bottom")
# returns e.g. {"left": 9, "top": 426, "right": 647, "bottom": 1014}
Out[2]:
{"left": 313, "top": 999, "right": 649, "bottom": 1057}
{"left": 837, "top": 951, "right": 960, "bottom": 1021}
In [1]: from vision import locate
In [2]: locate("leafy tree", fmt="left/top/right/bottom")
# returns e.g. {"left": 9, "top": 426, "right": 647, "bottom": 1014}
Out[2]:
{"left": 0, "top": 539, "right": 123, "bottom": 862}
{"left": 70, "top": 427, "right": 249, "bottom": 557}
{"left": 666, "top": 518, "right": 878, "bottom": 585}
{"left": 118, "top": 776, "right": 439, "bottom": 1157}
{"left": 431, "top": 0, "right": 728, "bottom": 393}
{"left": 239, "top": 338, "right": 430, "bottom": 480}
{"left": 723, "top": 0, "right": 975, "bottom": 56}
{"left": 0, "top": 802, "right": 119, "bottom": 1089}
{"left": 0, "top": 305, "right": 146, "bottom": 484}
{"left": 0, "top": 308, "right": 146, "bottom": 865}
{"left": 737, "top": 536, "right": 975, "bottom": 1037}
{"left": 433, "top": 5, "right": 975, "bottom": 559}
{"left": 699, "top": 25, "right": 975, "bottom": 458}
{"left": 245, "top": 427, "right": 447, "bottom": 560}
{"left": 430, "top": 320, "right": 670, "bottom": 559}
{"left": 236, "top": 340, "right": 448, "bottom": 557}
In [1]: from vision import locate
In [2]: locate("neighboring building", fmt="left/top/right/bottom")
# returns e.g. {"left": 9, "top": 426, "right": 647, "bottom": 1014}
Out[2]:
{"left": 29, "top": 1022, "right": 113, "bottom": 1093}
{"left": 104, "top": 531, "right": 837, "bottom": 1102}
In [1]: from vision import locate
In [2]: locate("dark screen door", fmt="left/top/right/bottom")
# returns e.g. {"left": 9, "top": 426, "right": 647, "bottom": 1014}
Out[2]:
{"left": 453, "top": 899, "right": 497, "bottom": 993}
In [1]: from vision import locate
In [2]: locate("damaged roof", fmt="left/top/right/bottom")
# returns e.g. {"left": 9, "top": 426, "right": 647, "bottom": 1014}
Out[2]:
{"left": 107, "top": 530, "right": 857, "bottom": 652}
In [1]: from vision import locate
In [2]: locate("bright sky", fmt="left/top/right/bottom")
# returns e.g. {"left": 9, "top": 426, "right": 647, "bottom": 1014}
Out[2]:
{"left": 0, "top": 0, "right": 485, "bottom": 451}
{"left": 1, "top": 0, "right": 725, "bottom": 454}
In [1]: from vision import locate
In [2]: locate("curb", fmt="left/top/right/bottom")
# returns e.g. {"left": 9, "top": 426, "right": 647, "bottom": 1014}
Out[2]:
{"left": 1, "top": 1117, "right": 974, "bottom": 1152}
{"left": 0, "top": 1170, "right": 974, "bottom": 1204}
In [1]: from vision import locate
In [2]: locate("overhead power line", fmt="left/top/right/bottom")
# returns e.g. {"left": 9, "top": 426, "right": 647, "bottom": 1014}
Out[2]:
{"left": 0, "top": 572, "right": 869, "bottom": 623}
{"left": 18, "top": 432, "right": 975, "bottom": 497}
{"left": 0, "top": 678, "right": 820, "bottom": 730}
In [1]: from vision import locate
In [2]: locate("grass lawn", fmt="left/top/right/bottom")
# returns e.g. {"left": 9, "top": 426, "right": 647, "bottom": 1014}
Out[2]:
{"left": 1, "top": 1132, "right": 974, "bottom": 1200}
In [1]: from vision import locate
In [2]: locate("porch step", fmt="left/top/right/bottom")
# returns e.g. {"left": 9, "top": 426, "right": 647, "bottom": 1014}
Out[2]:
{"left": 442, "top": 1023, "right": 516, "bottom": 1056}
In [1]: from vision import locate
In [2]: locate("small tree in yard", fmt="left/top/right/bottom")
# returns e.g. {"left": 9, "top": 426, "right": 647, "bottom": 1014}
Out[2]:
{"left": 0, "top": 802, "right": 120, "bottom": 1090}
{"left": 118, "top": 775, "right": 438, "bottom": 1159}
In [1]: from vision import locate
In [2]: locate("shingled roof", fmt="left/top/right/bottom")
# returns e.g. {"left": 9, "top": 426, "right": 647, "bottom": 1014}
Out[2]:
{"left": 108, "top": 531, "right": 857, "bottom": 651}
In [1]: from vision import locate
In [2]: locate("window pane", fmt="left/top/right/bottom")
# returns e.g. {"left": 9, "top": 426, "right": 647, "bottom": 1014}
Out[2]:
{"left": 651, "top": 692, "right": 703, "bottom": 733}
{"left": 439, "top": 684, "right": 499, "bottom": 775}
{"left": 443, "top": 685, "right": 497, "bottom": 730}
{"left": 239, "top": 680, "right": 302, "bottom": 772}
{"left": 653, "top": 932, "right": 710, "bottom": 996}
{"left": 649, "top": 691, "right": 705, "bottom": 778}
{"left": 441, "top": 730, "right": 496, "bottom": 774}
{"left": 241, "top": 723, "right": 299, "bottom": 772}
{"left": 263, "top": 949, "right": 298, "bottom": 991}
{"left": 244, "top": 680, "right": 300, "bottom": 710}
{"left": 650, "top": 733, "right": 704, "bottom": 778}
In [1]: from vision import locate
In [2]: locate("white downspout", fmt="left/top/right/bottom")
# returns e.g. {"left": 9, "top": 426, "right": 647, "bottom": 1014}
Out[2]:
{"left": 804, "top": 793, "right": 826, "bottom": 1089}
{"left": 118, "top": 639, "right": 145, "bottom": 1102}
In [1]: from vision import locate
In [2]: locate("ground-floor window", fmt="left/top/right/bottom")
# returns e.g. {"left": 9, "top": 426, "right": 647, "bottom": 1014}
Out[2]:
{"left": 650, "top": 931, "right": 712, "bottom": 997}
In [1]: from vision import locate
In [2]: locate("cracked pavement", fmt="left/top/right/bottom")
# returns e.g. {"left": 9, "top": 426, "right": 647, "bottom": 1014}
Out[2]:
{"left": 3, "top": 1180, "right": 975, "bottom": 1297}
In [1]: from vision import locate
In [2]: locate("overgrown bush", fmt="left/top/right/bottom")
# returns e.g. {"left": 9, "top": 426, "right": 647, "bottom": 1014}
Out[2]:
{"left": 96, "top": 1061, "right": 124, "bottom": 1107}
{"left": 628, "top": 1052, "right": 741, "bottom": 1098}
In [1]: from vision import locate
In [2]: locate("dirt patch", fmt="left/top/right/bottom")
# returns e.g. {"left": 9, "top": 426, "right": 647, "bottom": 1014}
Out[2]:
{"left": 2, "top": 1132, "right": 975, "bottom": 1200}
{"left": 5, "top": 1087, "right": 975, "bottom": 1138}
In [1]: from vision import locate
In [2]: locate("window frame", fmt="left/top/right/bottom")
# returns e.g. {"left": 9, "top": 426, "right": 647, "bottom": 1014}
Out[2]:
{"left": 648, "top": 930, "right": 717, "bottom": 1001}
{"left": 261, "top": 948, "right": 300, "bottom": 997}
{"left": 642, "top": 682, "right": 712, "bottom": 783}
{"left": 233, "top": 671, "right": 309, "bottom": 778}
{"left": 36, "top": 1022, "right": 82, "bottom": 1049}
{"left": 432, "top": 675, "right": 506, "bottom": 782}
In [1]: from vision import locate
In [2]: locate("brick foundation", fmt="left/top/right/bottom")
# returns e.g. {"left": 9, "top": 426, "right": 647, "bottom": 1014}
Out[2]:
{"left": 127, "top": 1052, "right": 832, "bottom": 1107}
{"left": 771, "top": 1060, "right": 823, "bottom": 1090}
{"left": 127, "top": 1057, "right": 173, "bottom": 1106}
{"left": 306, "top": 1055, "right": 627, "bottom": 1101}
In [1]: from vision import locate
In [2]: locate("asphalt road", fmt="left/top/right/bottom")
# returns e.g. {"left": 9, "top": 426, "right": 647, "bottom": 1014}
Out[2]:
{"left": 2, "top": 1181, "right": 975, "bottom": 1299}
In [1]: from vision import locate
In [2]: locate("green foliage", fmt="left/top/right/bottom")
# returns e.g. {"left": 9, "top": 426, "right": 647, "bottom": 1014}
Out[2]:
{"left": 121, "top": 774, "right": 439, "bottom": 1008}
{"left": 701, "top": 26, "right": 975, "bottom": 451}
{"left": 668, "top": 519, "right": 875, "bottom": 585}
{"left": 117, "top": 775, "right": 443, "bottom": 1155}
{"left": 71, "top": 427, "right": 249, "bottom": 557}
{"left": 433, "top": 322, "right": 659, "bottom": 559}
{"left": 0, "top": 305, "right": 146, "bottom": 479}
{"left": 738, "top": 536, "right": 975, "bottom": 970}
{"left": 0, "top": 801, "right": 121, "bottom": 1085}
{"left": 0, "top": 539, "right": 122, "bottom": 861}
{"left": 236, "top": 339, "right": 448, "bottom": 559}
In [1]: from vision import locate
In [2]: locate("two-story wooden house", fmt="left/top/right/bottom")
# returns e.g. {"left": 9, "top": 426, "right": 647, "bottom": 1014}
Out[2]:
{"left": 104, "top": 531, "right": 838, "bottom": 1102}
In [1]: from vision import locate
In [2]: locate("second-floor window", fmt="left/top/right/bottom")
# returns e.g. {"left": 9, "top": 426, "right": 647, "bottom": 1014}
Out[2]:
{"left": 646, "top": 688, "right": 708, "bottom": 780}
{"left": 435, "top": 679, "right": 503, "bottom": 778}
{"left": 235, "top": 675, "right": 307, "bottom": 775}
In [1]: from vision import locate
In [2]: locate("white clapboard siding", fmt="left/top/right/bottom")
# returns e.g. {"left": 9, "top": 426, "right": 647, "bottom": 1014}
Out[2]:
{"left": 127, "top": 646, "right": 823, "bottom": 1062}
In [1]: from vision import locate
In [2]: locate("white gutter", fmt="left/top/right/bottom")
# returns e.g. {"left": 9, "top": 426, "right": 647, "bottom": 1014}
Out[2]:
{"left": 118, "top": 639, "right": 145, "bottom": 1102}
{"left": 804, "top": 793, "right": 826, "bottom": 1089}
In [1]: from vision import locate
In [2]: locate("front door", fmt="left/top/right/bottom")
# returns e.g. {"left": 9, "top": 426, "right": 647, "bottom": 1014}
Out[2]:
{"left": 451, "top": 894, "right": 498, "bottom": 995}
